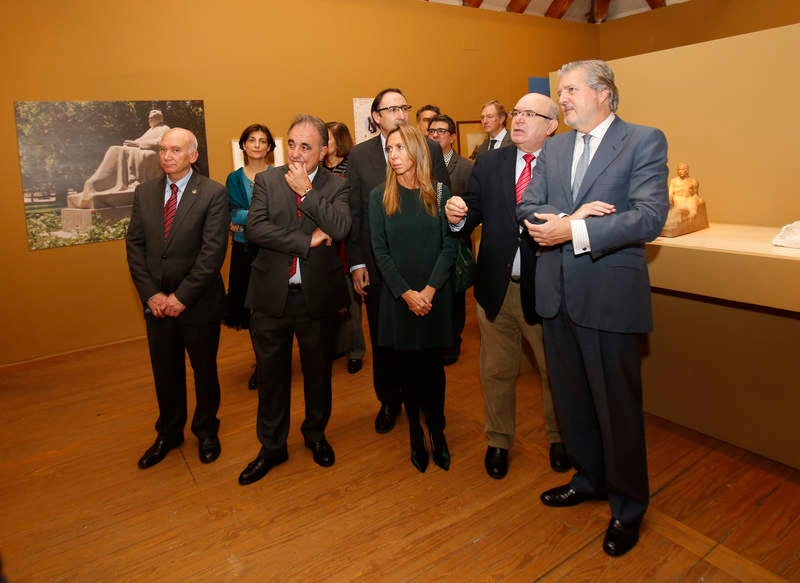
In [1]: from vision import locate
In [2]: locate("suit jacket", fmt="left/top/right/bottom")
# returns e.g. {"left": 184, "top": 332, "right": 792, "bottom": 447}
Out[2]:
{"left": 470, "top": 130, "right": 512, "bottom": 160}
{"left": 446, "top": 151, "right": 473, "bottom": 197}
{"left": 459, "top": 145, "right": 539, "bottom": 324}
{"left": 126, "top": 171, "right": 229, "bottom": 323}
{"left": 517, "top": 117, "right": 669, "bottom": 334}
{"left": 346, "top": 134, "right": 451, "bottom": 285}
{"left": 245, "top": 165, "right": 351, "bottom": 318}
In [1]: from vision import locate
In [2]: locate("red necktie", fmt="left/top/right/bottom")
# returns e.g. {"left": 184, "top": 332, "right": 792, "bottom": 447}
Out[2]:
{"left": 289, "top": 193, "right": 302, "bottom": 277}
{"left": 515, "top": 153, "right": 535, "bottom": 204}
{"left": 163, "top": 183, "right": 178, "bottom": 240}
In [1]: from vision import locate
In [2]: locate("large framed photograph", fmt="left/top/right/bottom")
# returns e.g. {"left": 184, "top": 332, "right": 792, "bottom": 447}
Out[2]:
{"left": 456, "top": 120, "right": 485, "bottom": 159}
{"left": 15, "top": 100, "right": 207, "bottom": 250}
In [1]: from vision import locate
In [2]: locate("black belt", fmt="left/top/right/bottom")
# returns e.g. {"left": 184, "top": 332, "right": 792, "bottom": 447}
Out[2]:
{"left": 288, "top": 283, "right": 303, "bottom": 291}
{"left": 510, "top": 275, "right": 521, "bottom": 283}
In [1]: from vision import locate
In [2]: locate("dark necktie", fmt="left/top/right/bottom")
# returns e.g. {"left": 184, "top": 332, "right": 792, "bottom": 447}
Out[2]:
{"left": 488, "top": 138, "right": 497, "bottom": 150}
{"left": 163, "top": 183, "right": 178, "bottom": 240}
{"left": 572, "top": 134, "right": 592, "bottom": 202}
{"left": 289, "top": 193, "right": 302, "bottom": 277}
{"left": 515, "top": 153, "right": 535, "bottom": 204}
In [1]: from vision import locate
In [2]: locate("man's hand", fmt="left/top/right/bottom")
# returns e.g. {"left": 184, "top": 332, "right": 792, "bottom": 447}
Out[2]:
{"left": 285, "top": 161, "right": 312, "bottom": 196}
{"left": 352, "top": 267, "right": 369, "bottom": 296}
{"left": 445, "top": 195, "right": 468, "bottom": 225}
{"left": 571, "top": 201, "right": 616, "bottom": 220}
{"left": 524, "top": 213, "right": 573, "bottom": 246}
{"left": 310, "top": 228, "right": 332, "bottom": 248}
{"left": 163, "top": 293, "right": 186, "bottom": 318}
{"left": 146, "top": 292, "right": 169, "bottom": 318}
{"left": 402, "top": 289, "right": 432, "bottom": 316}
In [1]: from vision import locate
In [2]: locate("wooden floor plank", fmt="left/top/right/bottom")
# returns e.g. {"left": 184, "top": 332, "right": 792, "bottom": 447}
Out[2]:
{"left": 1, "top": 292, "right": 799, "bottom": 582}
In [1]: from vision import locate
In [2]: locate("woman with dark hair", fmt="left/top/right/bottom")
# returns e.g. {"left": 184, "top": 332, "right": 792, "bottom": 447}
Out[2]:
{"left": 369, "top": 124, "right": 458, "bottom": 472}
{"left": 224, "top": 123, "right": 276, "bottom": 389}
{"left": 325, "top": 122, "right": 365, "bottom": 374}
{"left": 324, "top": 121, "right": 353, "bottom": 177}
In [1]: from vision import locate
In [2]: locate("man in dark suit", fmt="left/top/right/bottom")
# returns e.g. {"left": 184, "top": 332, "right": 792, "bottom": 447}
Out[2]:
{"left": 518, "top": 60, "right": 669, "bottom": 557}
{"left": 238, "top": 115, "right": 351, "bottom": 486}
{"left": 427, "top": 113, "right": 472, "bottom": 364}
{"left": 126, "top": 128, "right": 229, "bottom": 469}
{"left": 469, "top": 100, "right": 512, "bottom": 160}
{"left": 347, "top": 88, "right": 450, "bottom": 434}
{"left": 444, "top": 93, "right": 568, "bottom": 480}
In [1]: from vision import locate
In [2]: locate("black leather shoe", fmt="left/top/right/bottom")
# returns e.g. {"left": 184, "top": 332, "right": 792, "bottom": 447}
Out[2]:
{"left": 305, "top": 438, "right": 335, "bottom": 467}
{"left": 484, "top": 446, "right": 508, "bottom": 479}
{"left": 540, "top": 484, "right": 607, "bottom": 507}
{"left": 431, "top": 433, "right": 450, "bottom": 471}
{"left": 411, "top": 447, "right": 429, "bottom": 473}
{"left": 374, "top": 404, "right": 400, "bottom": 434}
{"left": 238, "top": 448, "right": 289, "bottom": 485}
{"left": 549, "top": 442, "right": 571, "bottom": 473}
{"left": 198, "top": 435, "right": 221, "bottom": 464}
{"left": 603, "top": 518, "right": 641, "bottom": 557}
{"left": 347, "top": 358, "right": 363, "bottom": 374}
{"left": 137, "top": 435, "right": 184, "bottom": 469}
{"left": 248, "top": 369, "right": 258, "bottom": 390}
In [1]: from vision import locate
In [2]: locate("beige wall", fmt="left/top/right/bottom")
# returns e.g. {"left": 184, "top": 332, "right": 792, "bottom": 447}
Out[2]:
{"left": 0, "top": 0, "right": 594, "bottom": 365}
{"left": 2, "top": 0, "right": 798, "bottom": 365}
{"left": 609, "top": 23, "right": 800, "bottom": 226}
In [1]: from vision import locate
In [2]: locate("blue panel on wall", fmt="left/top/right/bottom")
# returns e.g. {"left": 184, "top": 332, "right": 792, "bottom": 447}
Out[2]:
{"left": 528, "top": 77, "right": 550, "bottom": 96}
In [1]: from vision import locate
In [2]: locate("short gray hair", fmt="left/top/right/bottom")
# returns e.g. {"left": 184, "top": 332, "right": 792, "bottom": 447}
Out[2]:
{"left": 288, "top": 114, "right": 328, "bottom": 147}
{"left": 559, "top": 60, "right": 619, "bottom": 112}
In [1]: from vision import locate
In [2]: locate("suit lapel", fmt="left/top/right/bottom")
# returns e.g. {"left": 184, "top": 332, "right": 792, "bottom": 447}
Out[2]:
{"left": 166, "top": 171, "right": 200, "bottom": 246}
{"left": 574, "top": 117, "right": 628, "bottom": 207}
{"left": 500, "top": 147, "right": 517, "bottom": 219}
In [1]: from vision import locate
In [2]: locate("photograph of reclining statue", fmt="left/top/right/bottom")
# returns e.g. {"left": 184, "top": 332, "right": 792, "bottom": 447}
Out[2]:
{"left": 15, "top": 100, "right": 207, "bottom": 250}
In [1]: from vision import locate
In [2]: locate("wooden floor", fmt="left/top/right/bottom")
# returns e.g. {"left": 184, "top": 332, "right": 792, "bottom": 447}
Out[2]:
{"left": 1, "top": 293, "right": 798, "bottom": 582}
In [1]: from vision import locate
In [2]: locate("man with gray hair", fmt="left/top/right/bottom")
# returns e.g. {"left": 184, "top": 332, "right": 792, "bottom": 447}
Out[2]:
{"left": 517, "top": 60, "right": 669, "bottom": 556}
{"left": 126, "top": 127, "right": 230, "bottom": 470}
{"left": 445, "top": 92, "right": 569, "bottom": 480}
{"left": 239, "top": 115, "right": 351, "bottom": 485}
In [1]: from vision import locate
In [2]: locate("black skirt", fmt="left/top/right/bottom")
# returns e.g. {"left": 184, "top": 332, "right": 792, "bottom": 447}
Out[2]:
{"left": 223, "top": 240, "right": 257, "bottom": 329}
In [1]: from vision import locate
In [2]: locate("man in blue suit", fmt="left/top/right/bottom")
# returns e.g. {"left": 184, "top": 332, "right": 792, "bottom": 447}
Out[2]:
{"left": 517, "top": 60, "right": 668, "bottom": 557}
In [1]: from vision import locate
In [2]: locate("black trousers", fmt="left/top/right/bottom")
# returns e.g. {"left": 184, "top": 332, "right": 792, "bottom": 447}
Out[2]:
{"left": 249, "top": 289, "right": 338, "bottom": 456}
{"left": 363, "top": 280, "right": 402, "bottom": 409}
{"left": 145, "top": 315, "right": 221, "bottom": 440}
{"left": 542, "top": 308, "right": 649, "bottom": 523}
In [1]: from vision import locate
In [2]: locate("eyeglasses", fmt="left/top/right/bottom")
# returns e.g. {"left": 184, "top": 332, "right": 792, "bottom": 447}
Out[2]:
{"left": 427, "top": 128, "right": 451, "bottom": 136}
{"left": 510, "top": 109, "right": 553, "bottom": 121}
{"left": 376, "top": 105, "right": 413, "bottom": 114}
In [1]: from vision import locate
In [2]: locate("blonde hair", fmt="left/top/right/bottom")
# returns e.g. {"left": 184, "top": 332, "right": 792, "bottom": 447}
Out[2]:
{"left": 383, "top": 125, "right": 437, "bottom": 217}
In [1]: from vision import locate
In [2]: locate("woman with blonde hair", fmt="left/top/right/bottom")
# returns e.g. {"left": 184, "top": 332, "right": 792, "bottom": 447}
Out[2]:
{"left": 369, "top": 124, "right": 458, "bottom": 472}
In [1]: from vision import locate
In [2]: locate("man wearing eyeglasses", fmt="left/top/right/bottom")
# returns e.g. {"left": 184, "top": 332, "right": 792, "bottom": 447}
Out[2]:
{"left": 427, "top": 113, "right": 474, "bottom": 366}
{"left": 469, "top": 100, "right": 511, "bottom": 160}
{"left": 347, "top": 88, "right": 450, "bottom": 435}
{"left": 444, "top": 93, "right": 569, "bottom": 480}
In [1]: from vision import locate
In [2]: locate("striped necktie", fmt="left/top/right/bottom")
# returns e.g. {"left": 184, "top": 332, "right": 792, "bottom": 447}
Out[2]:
{"left": 163, "top": 183, "right": 178, "bottom": 240}
{"left": 515, "top": 153, "right": 535, "bottom": 204}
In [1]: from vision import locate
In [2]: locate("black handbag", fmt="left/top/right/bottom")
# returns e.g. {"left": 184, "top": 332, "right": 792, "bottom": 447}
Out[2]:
{"left": 437, "top": 182, "right": 476, "bottom": 293}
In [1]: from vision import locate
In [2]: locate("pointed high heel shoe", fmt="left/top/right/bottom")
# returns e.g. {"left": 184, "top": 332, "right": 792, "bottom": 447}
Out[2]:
{"left": 430, "top": 433, "right": 450, "bottom": 471}
{"left": 411, "top": 447, "right": 429, "bottom": 473}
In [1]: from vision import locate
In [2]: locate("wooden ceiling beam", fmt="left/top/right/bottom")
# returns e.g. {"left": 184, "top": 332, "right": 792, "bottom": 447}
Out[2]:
{"left": 462, "top": 0, "right": 484, "bottom": 7}
{"left": 591, "top": 0, "right": 610, "bottom": 23}
{"left": 506, "top": 0, "right": 532, "bottom": 13}
{"left": 646, "top": 0, "right": 667, "bottom": 8}
{"left": 545, "top": 0, "right": 575, "bottom": 19}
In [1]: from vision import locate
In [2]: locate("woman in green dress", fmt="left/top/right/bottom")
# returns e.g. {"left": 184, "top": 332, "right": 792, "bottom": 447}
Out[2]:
{"left": 369, "top": 124, "right": 459, "bottom": 472}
